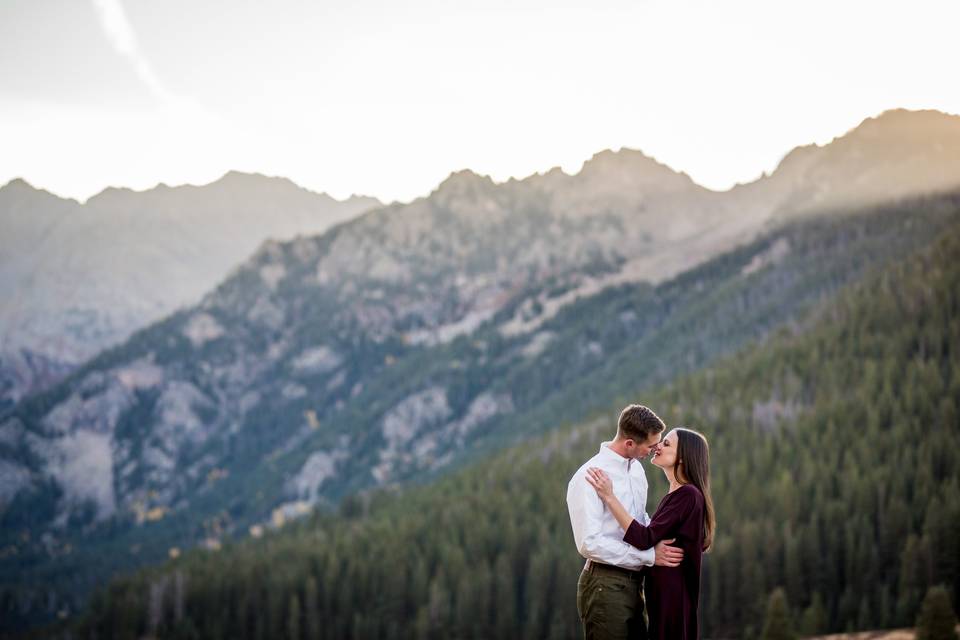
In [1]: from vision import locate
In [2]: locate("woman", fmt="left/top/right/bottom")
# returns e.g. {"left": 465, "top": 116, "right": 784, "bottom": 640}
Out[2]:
{"left": 586, "top": 427, "right": 715, "bottom": 640}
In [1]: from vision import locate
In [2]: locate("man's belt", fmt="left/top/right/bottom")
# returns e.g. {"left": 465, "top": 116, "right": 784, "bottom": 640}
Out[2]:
{"left": 585, "top": 558, "right": 644, "bottom": 581}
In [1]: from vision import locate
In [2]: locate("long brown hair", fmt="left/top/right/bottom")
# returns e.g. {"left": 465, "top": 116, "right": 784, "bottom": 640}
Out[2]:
{"left": 674, "top": 428, "right": 716, "bottom": 552}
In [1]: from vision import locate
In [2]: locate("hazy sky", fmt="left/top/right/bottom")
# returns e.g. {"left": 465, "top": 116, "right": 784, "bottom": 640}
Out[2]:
{"left": 1, "top": 0, "right": 958, "bottom": 204}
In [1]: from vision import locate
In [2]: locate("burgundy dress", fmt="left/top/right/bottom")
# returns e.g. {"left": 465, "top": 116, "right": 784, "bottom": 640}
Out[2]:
{"left": 623, "top": 483, "right": 705, "bottom": 640}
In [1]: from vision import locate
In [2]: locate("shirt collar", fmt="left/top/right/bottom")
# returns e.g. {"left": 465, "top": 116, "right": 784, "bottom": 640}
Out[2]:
{"left": 598, "top": 441, "right": 636, "bottom": 471}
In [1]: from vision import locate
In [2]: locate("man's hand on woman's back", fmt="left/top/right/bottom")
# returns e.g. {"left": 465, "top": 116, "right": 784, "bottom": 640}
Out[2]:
{"left": 654, "top": 538, "right": 684, "bottom": 567}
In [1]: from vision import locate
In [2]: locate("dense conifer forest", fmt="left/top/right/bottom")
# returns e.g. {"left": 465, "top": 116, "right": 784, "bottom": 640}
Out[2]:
{"left": 59, "top": 214, "right": 960, "bottom": 640}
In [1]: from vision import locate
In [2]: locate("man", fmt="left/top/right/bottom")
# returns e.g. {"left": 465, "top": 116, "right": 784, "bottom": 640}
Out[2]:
{"left": 566, "top": 404, "right": 684, "bottom": 640}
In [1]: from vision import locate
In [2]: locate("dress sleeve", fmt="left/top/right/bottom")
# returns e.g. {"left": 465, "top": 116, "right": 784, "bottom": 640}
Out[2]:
{"left": 623, "top": 485, "right": 698, "bottom": 551}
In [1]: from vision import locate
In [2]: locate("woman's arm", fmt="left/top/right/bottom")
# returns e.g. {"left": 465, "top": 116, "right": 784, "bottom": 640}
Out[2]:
{"left": 585, "top": 467, "right": 635, "bottom": 531}
{"left": 586, "top": 469, "right": 699, "bottom": 551}
{"left": 623, "top": 486, "right": 699, "bottom": 551}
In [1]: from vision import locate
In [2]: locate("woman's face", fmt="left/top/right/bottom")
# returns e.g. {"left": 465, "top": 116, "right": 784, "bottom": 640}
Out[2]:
{"left": 652, "top": 429, "right": 679, "bottom": 469}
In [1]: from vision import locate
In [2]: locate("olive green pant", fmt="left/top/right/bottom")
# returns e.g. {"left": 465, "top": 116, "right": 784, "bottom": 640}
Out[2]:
{"left": 577, "top": 563, "right": 648, "bottom": 640}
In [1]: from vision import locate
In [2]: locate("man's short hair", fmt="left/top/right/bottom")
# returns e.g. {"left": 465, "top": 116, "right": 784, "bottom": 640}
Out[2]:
{"left": 617, "top": 404, "right": 666, "bottom": 442}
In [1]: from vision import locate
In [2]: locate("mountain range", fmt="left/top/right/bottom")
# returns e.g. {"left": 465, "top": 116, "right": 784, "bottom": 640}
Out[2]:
{"left": 1, "top": 108, "right": 959, "bottom": 633}
{"left": 0, "top": 173, "right": 380, "bottom": 410}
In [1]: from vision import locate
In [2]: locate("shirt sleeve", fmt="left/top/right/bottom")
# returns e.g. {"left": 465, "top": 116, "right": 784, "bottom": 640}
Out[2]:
{"left": 639, "top": 508, "right": 651, "bottom": 527}
{"left": 567, "top": 470, "right": 656, "bottom": 569}
{"left": 623, "top": 485, "right": 698, "bottom": 551}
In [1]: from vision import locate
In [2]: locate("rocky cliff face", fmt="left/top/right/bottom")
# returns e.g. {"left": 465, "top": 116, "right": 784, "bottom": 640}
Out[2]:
{"left": 0, "top": 172, "right": 380, "bottom": 410}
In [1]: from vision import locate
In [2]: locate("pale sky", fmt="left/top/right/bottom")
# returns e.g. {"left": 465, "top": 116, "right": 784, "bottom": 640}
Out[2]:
{"left": 1, "top": 0, "right": 958, "bottom": 204}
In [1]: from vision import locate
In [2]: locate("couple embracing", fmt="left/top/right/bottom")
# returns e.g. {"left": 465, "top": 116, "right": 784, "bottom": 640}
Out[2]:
{"left": 566, "top": 404, "right": 716, "bottom": 640}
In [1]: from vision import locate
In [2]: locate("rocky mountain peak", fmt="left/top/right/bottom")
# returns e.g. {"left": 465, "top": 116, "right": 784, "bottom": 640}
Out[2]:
{"left": 0, "top": 178, "right": 78, "bottom": 207}
{"left": 1, "top": 177, "right": 34, "bottom": 193}
{"left": 852, "top": 107, "right": 960, "bottom": 138}
{"left": 343, "top": 193, "right": 383, "bottom": 209}
{"left": 434, "top": 169, "right": 496, "bottom": 195}
{"left": 429, "top": 170, "right": 499, "bottom": 212}
{"left": 772, "top": 108, "right": 960, "bottom": 176}
{"left": 751, "top": 108, "right": 960, "bottom": 219}
{"left": 82, "top": 171, "right": 331, "bottom": 209}
{"left": 769, "top": 142, "right": 822, "bottom": 178}
{"left": 84, "top": 185, "right": 137, "bottom": 207}
{"left": 574, "top": 147, "right": 698, "bottom": 194}
{"left": 518, "top": 166, "right": 571, "bottom": 191}
{"left": 209, "top": 170, "right": 307, "bottom": 193}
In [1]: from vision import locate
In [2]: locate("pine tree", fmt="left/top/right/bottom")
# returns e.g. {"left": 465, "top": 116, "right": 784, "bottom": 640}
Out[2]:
{"left": 800, "top": 592, "right": 827, "bottom": 637}
{"left": 761, "top": 588, "right": 795, "bottom": 640}
{"left": 493, "top": 553, "right": 517, "bottom": 638}
{"left": 304, "top": 577, "right": 320, "bottom": 640}
{"left": 287, "top": 594, "right": 301, "bottom": 640}
{"left": 915, "top": 585, "right": 959, "bottom": 640}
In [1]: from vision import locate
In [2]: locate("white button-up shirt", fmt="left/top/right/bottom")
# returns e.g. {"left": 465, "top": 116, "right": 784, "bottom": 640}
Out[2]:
{"left": 566, "top": 441, "right": 656, "bottom": 569}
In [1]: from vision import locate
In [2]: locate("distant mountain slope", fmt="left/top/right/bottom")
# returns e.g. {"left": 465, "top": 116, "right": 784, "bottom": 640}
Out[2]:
{"left": 758, "top": 109, "right": 960, "bottom": 217}
{"left": 66, "top": 202, "right": 960, "bottom": 640}
{"left": 2, "top": 188, "right": 958, "bottom": 633}
{"left": 3, "top": 108, "right": 959, "bottom": 413}
{"left": 0, "top": 173, "right": 380, "bottom": 409}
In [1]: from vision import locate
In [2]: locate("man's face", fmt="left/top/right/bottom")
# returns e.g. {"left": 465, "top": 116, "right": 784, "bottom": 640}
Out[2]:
{"left": 626, "top": 431, "right": 664, "bottom": 460}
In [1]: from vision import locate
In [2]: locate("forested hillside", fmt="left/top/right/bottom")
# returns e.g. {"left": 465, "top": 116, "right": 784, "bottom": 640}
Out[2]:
{"left": 65, "top": 208, "right": 960, "bottom": 639}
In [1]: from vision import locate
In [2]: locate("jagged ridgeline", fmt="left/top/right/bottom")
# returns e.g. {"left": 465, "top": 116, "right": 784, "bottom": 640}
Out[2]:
{"left": 3, "top": 192, "right": 960, "bottom": 634}
{"left": 61, "top": 205, "right": 960, "bottom": 639}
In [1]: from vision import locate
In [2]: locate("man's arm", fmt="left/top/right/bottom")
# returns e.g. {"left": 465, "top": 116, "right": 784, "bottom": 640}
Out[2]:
{"left": 566, "top": 470, "right": 656, "bottom": 569}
